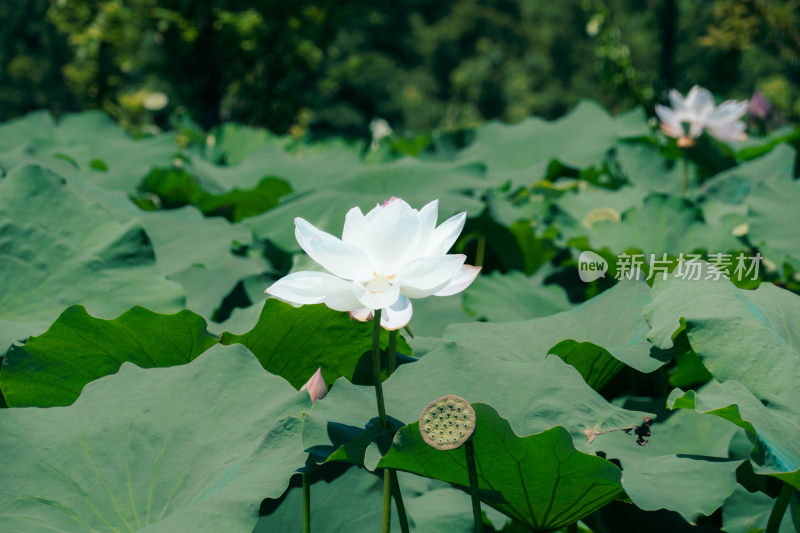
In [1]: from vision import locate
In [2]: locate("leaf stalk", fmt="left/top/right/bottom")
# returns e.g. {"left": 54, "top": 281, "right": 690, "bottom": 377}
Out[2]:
{"left": 765, "top": 482, "right": 793, "bottom": 533}
{"left": 302, "top": 472, "right": 310, "bottom": 533}
{"left": 465, "top": 439, "right": 483, "bottom": 532}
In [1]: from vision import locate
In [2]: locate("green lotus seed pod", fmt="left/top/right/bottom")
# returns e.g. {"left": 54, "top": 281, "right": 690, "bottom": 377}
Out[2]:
{"left": 419, "top": 395, "right": 476, "bottom": 451}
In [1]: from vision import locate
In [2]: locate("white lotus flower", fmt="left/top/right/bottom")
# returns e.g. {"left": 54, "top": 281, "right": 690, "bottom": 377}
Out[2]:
{"left": 266, "top": 198, "right": 481, "bottom": 330}
{"left": 301, "top": 367, "right": 327, "bottom": 403}
{"left": 369, "top": 118, "right": 393, "bottom": 150}
{"left": 655, "top": 85, "right": 748, "bottom": 146}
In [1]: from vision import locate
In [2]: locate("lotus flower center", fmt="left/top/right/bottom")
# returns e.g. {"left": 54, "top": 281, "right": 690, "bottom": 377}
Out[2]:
{"left": 364, "top": 274, "right": 395, "bottom": 292}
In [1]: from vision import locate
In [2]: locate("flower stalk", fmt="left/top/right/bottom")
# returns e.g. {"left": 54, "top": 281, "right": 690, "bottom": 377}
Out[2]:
{"left": 681, "top": 151, "right": 689, "bottom": 195}
{"left": 387, "top": 330, "right": 398, "bottom": 376}
{"left": 371, "top": 310, "right": 388, "bottom": 428}
{"left": 475, "top": 236, "right": 486, "bottom": 268}
{"left": 371, "top": 310, "right": 409, "bottom": 533}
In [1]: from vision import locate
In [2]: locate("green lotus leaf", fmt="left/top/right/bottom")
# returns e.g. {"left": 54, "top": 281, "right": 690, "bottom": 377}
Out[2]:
{"left": 0, "top": 344, "right": 309, "bottom": 532}
{"left": 190, "top": 141, "right": 361, "bottom": 194}
{"left": 131, "top": 206, "right": 270, "bottom": 320}
{"left": 302, "top": 342, "right": 647, "bottom": 466}
{"left": 730, "top": 125, "right": 800, "bottom": 160}
{"left": 746, "top": 172, "right": 800, "bottom": 272}
{"left": 171, "top": 254, "right": 269, "bottom": 321}
{"left": 401, "top": 295, "right": 474, "bottom": 342}
{"left": 462, "top": 270, "right": 572, "bottom": 323}
{"left": 611, "top": 449, "right": 740, "bottom": 520}
{"left": 616, "top": 143, "right": 684, "bottom": 195}
{"left": 211, "top": 301, "right": 265, "bottom": 336}
{"left": 701, "top": 144, "right": 795, "bottom": 205}
{"left": 256, "top": 466, "right": 476, "bottom": 532}
{"left": 134, "top": 206, "right": 254, "bottom": 276}
{"left": 585, "top": 194, "right": 742, "bottom": 256}
{"left": 646, "top": 276, "right": 800, "bottom": 396}
{"left": 378, "top": 403, "right": 624, "bottom": 530}
{"left": 205, "top": 122, "right": 295, "bottom": 165}
{"left": 668, "top": 352, "right": 713, "bottom": 388}
{"left": 668, "top": 382, "right": 800, "bottom": 490}
{"left": 553, "top": 183, "right": 647, "bottom": 242}
{"left": 646, "top": 275, "right": 800, "bottom": 488}
{"left": 588, "top": 407, "right": 742, "bottom": 519}
{"left": 0, "top": 165, "right": 184, "bottom": 350}
{"left": 222, "top": 299, "right": 412, "bottom": 390}
{"left": 721, "top": 485, "right": 798, "bottom": 533}
{"left": 0, "top": 110, "right": 177, "bottom": 193}
{"left": 457, "top": 100, "right": 647, "bottom": 188}
{"left": 447, "top": 281, "right": 668, "bottom": 388}
{"left": 1, "top": 305, "right": 218, "bottom": 407}
{"left": 0, "top": 111, "right": 55, "bottom": 153}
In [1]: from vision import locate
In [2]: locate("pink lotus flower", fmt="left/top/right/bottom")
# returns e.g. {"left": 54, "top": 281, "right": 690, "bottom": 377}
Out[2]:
{"left": 266, "top": 198, "right": 480, "bottom": 330}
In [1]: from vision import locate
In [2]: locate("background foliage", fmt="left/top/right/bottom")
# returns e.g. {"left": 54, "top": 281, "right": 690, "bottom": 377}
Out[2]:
{"left": 2, "top": 0, "right": 800, "bottom": 137}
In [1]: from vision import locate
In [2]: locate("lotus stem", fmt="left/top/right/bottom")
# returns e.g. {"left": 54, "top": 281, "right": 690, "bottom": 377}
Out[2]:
{"left": 765, "top": 482, "right": 792, "bottom": 533}
{"left": 371, "top": 311, "right": 391, "bottom": 532}
{"left": 476, "top": 236, "right": 486, "bottom": 267}
{"left": 371, "top": 311, "right": 411, "bottom": 532}
{"left": 387, "top": 330, "right": 398, "bottom": 376}
{"left": 390, "top": 469, "right": 410, "bottom": 533}
{"left": 464, "top": 439, "right": 483, "bottom": 533}
{"left": 302, "top": 472, "right": 311, "bottom": 533}
{"left": 371, "top": 310, "right": 388, "bottom": 428}
{"left": 382, "top": 469, "right": 392, "bottom": 533}
{"left": 681, "top": 151, "right": 689, "bottom": 195}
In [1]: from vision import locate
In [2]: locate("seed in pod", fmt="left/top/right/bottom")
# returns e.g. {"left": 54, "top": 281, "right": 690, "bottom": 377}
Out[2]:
{"left": 419, "top": 395, "right": 476, "bottom": 450}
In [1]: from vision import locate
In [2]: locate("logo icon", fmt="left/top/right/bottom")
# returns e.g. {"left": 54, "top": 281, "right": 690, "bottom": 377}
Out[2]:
{"left": 578, "top": 251, "right": 608, "bottom": 282}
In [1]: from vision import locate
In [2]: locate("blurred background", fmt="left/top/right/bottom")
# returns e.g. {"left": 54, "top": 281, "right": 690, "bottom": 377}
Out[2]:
{"left": 2, "top": 0, "right": 798, "bottom": 138}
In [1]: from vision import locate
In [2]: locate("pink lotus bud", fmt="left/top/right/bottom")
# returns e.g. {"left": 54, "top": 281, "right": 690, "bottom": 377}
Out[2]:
{"left": 749, "top": 91, "right": 772, "bottom": 121}
{"left": 301, "top": 367, "right": 327, "bottom": 404}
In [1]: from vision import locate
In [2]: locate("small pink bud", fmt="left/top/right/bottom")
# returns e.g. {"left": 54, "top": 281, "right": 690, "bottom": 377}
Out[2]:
{"left": 749, "top": 91, "right": 772, "bottom": 121}
{"left": 301, "top": 367, "right": 327, "bottom": 404}
{"left": 349, "top": 308, "right": 374, "bottom": 322}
